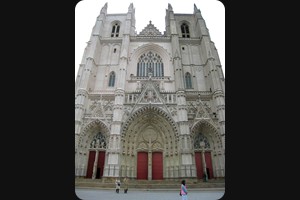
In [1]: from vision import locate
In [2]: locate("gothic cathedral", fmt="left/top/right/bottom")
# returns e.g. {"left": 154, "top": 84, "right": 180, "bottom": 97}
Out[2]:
{"left": 75, "top": 3, "right": 225, "bottom": 181}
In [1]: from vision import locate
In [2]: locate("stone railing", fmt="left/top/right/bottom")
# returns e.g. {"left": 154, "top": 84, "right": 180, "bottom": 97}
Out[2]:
{"left": 128, "top": 76, "right": 172, "bottom": 81}
{"left": 89, "top": 90, "right": 115, "bottom": 95}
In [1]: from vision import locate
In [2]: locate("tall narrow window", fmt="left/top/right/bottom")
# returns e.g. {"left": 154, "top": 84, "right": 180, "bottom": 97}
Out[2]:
{"left": 108, "top": 72, "right": 115, "bottom": 87}
{"left": 111, "top": 23, "right": 120, "bottom": 37}
{"left": 181, "top": 23, "right": 190, "bottom": 38}
{"left": 136, "top": 51, "right": 164, "bottom": 77}
{"left": 185, "top": 72, "right": 192, "bottom": 89}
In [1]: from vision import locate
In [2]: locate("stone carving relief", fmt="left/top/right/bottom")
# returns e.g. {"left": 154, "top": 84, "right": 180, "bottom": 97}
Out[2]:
{"left": 168, "top": 106, "right": 177, "bottom": 117}
{"left": 136, "top": 128, "right": 163, "bottom": 151}
{"left": 138, "top": 142, "right": 147, "bottom": 149}
{"left": 153, "top": 142, "right": 162, "bottom": 150}
{"left": 202, "top": 101, "right": 212, "bottom": 114}
{"left": 193, "top": 132, "right": 211, "bottom": 150}
{"left": 87, "top": 99, "right": 113, "bottom": 129}
{"left": 141, "top": 81, "right": 160, "bottom": 90}
{"left": 89, "top": 100, "right": 98, "bottom": 111}
{"left": 89, "top": 132, "right": 107, "bottom": 149}
{"left": 142, "top": 88, "right": 158, "bottom": 103}
{"left": 186, "top": 100, "right": 212, "bottom": 120}
{"left": 123, "top": 105, "right": 133, "bottom": 119}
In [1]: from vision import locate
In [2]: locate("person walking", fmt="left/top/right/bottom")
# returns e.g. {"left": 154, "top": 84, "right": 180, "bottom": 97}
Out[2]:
{"left": 180, "top": 179, "right": 188, "bottom": 200}
{"left": 123, "top": 177, "right": 129, "bottom": 193}
{"left": 115, "top": 178, "right": 121, "bottom": 193}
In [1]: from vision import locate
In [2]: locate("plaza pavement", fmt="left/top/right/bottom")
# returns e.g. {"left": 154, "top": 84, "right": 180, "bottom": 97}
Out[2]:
{"left": 75, "top": 188, "right": 225, "bottom": 200}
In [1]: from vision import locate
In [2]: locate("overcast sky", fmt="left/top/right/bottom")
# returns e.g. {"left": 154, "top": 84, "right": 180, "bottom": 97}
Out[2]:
{"left": 75, "top": 0, "right": 225, "bottom": 79}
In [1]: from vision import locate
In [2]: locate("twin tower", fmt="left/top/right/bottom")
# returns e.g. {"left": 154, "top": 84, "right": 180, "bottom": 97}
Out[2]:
{"left": 75, "top": 3, "right": 225, "bottom": 181}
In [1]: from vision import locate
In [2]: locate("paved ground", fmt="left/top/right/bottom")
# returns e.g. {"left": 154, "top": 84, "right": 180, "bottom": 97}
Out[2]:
{"left": 75, "top": 188, "right": 225, "bottom": 200}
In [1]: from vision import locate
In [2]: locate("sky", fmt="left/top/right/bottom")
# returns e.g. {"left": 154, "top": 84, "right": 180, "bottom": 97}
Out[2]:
{"left": 75, "top": 0, "right": 225, "bottom": 80}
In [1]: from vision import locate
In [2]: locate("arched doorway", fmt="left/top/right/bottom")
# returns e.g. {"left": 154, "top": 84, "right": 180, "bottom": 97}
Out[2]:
{"left": 120, "top": 106, "right": 180, "bottom": 180}
{"left": 194, "top": 133, "right": 214, "bottom": 179}
{"left": 191, "top": 120, "right": 224, "bottom": 179}
{"left": 86, "top": 132, "right": 107, "bottom": 179}
{"left": 135, "top": 127, "right": 164, "bottom": 180}
{"left": 75, "top": 119, "right": 109, "bottom": 179}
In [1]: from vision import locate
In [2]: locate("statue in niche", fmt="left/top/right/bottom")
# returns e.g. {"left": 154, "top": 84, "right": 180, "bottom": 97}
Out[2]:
{"left": 90, "top": 140, "right": 95, "bottom": 148}
{"left": 100, "top": 141, "right": 104, "bottom": 148}
{"left": 96, "top": 139, "right": 100, "bottom": 148}
{"left": 144, "top": 89, "right": 157, "bottom": 102}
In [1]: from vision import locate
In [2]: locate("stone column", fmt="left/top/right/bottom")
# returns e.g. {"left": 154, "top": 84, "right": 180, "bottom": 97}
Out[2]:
{"left": 148, "top": 151, "right": 152, "bottom": 180}
{"left": 147, "top": 136, "right": 153, "bottom": 180}
{"left": 219, "top": 150, "right": 225, "bottom": 177}
{"left": 177, "top": 90, "right": 195, "bottom": 178}
{"left": 92, "top": 150, "right": 99, "bottom": 179}
{"left": 200, "top": 142, "right": 207, "bottom": 181}
{"left": 75, "top": 89, "right": 88, "bottom": 151}
{"left": 167, "top": 3, "right": 184, "bottom": 91}
{"left": 103, "top": 88, "right": 124, "bottom": 177}
{"left": 212, "top": 89, "right": 225, "bottom": 149}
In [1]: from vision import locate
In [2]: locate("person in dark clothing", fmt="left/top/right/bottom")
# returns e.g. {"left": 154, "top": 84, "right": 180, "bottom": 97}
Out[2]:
{"left": 115, "top": 178, "right": 121, "bottom": 193}
{"left": 123, "top": 177, "right": 129, "bottom": 193}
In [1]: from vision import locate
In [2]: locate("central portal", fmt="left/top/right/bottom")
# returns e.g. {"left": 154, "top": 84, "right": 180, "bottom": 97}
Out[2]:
{"left": 136, "top": 151, "right": 163, "bottom": 180}
{"left": 121, "top": 106, "right": 180, "bottom": 180}
{"left": 136, "top": 128, "right": 163, "bottom": 180}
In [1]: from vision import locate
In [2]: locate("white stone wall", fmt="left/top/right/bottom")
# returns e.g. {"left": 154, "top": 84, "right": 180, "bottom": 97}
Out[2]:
{"left": 75, "top": 3, "right": 225, "bottom": 179}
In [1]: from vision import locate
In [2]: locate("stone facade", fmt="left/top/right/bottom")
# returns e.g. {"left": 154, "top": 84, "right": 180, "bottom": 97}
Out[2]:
{"left": 75, "top": 3, "right": 225, "bottom": 180}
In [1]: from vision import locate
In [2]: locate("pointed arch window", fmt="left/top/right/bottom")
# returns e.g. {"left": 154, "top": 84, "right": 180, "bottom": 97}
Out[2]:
{"left": 111, "top": 23, "right": 120, "bottom": 37}
{"left": 136, "top": 51, "right": 164, "bottom": 77}
{"left": 185, "top": 72, "right": 192, "bottom": 89}
{"left": 181, "top": 23, "right": 190, "bottom": 38}
{"left": 108, "top": 71, "right": 115, "bottom": 87}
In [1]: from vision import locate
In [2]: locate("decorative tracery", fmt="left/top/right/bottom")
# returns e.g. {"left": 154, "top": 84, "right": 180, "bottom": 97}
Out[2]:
{"left": 194, "top": 133, "right": 210, "bottom": 149}
{"left": 137, "top": 51, "right": 164, "bottom": 77}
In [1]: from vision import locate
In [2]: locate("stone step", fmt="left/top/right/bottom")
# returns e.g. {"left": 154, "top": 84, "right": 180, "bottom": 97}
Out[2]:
{"left": 75, "top": 178, "right": 225, "bottom": 189}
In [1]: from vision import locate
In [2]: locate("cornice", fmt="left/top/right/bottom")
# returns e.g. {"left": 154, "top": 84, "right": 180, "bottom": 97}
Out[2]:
{"left": 130, "top": 36, "right": 171, "bottom": 43}
{"left": 179, "top": 37, "right": 201, "bottom": 45}
{"left": 100, "top": 37, "right": 123, "bottom": 44}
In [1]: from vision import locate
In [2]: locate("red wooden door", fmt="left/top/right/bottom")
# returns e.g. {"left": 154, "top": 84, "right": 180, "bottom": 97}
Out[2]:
{"left": 195, "top": 152, "right": 203, "bottom": 179}
{"left": 97, "top": 151, "right": 106, "bottom": 178}
{"left": 152, "top": 152, "right": 163, "bottom": 180}
{"left": 86, "top": 151, "right": 95, "bottom": 178}
{"left": 137, "top": 152, "right": 148, "bottom": 179}
{"left": 205, "top": 152, "right": 214, "bottom": 179}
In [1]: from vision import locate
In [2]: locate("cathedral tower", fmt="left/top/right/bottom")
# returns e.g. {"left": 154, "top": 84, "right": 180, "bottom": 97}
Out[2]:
{"left": 75, "top": 3, "right": 225, "bottom": 181}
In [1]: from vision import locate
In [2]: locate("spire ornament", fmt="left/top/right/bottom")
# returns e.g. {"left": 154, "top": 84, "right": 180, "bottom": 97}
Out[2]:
{"left": 100, "top": 2, "right": 107, "bottom": 14}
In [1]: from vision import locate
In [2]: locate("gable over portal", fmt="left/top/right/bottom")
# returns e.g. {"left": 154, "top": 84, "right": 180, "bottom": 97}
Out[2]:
{"left": 121, "top": 105, "right": 179, "bottom": 139}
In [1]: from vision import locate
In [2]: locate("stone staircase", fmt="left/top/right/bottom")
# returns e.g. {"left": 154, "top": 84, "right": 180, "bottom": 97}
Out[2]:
{"left": 75, "top": 178, "right": 225, "bottom": 190}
